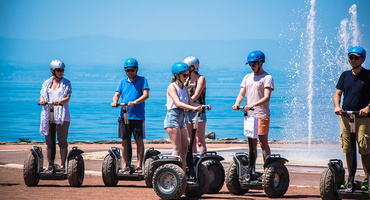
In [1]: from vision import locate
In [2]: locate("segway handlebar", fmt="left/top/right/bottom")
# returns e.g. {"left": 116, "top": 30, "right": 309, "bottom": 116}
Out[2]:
{"left": 190, "top": 105, "right": 211, "bottom": 112}
{"left": 236, "top": 106, "right": 254, "bottom": 111}
{"left": 341, "top": 110, "right": 359, "bottom": 114}
{"left": 38, "top": 102, "right": 63, "bottom": 106}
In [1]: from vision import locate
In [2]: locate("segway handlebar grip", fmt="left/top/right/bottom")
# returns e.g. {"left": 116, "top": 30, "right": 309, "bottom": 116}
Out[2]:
{"left": 201, "top": 105, "right": 211, "bottom": 110}
{"left": 117, "top": 103, "right": 127, "bottom": 107}
{"left": 38, "top": 102, "right": 63, "bottom": 106}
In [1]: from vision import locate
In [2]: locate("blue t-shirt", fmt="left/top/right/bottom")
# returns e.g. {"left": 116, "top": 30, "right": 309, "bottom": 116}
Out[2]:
{"left": 336, "top": 68, "right": 370, "bottom": 113}
{"left": 116, "top": 76, "right": 149, "bottom": 120}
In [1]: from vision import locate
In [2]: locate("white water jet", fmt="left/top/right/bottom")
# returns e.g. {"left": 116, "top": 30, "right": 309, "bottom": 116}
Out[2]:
{"left": 305, "top": 0, "right": 316, "bottom": 152}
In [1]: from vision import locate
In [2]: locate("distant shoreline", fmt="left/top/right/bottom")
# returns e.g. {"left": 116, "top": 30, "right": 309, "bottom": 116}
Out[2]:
{"left": 0, "top": 138, "right": 339, "bottom": 145}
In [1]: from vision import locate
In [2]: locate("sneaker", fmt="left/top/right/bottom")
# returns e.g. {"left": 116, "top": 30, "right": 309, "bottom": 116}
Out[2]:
{"left": 340, "top": 180, "right": 348, "bottom": 189}
{"left": 361, "top": 179, "right": 368, "bottom": 190}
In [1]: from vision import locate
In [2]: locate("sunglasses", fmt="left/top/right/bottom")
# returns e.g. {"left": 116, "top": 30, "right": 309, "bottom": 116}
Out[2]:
{"left": 180, "top": 73, "right": 189, "bottom": 78}
{"left": 249, "top": 61, "right": 258, "bottom": 67}
{"left": 125, "top": 69, "right": 136, "bottom": 72}
{"left": 349, "top": 56, "right": 361, "bottom": 60}
{"left": 55, "top": 68, "right": 65, "bottom": 72}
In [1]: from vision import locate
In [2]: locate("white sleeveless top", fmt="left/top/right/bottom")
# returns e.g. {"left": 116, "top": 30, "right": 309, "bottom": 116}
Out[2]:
{"left": 166, "top": 82, "right": 189, "bottom": 110}
{"left": 47, "top": 87, "right": 70, "bottom": 121}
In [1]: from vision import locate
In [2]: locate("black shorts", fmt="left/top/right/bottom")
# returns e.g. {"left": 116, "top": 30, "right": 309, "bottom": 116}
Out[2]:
{"left": 118, "top": 118, "right": 146, "bottom": 140}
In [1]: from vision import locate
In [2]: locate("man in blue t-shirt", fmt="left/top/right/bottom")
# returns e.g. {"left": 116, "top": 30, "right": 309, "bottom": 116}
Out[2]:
{"left": 111, "top": 58, "right": 149, "bottom": 174}
{"left": 333, "top": 46, "right": 370, "bottom": 190}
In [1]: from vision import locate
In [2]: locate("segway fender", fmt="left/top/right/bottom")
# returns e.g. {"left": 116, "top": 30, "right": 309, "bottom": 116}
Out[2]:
{"left": 263, "top": 154, "right": 288, "bottom": 168}
{"left": 67, "top": 146, "right": 84, "bottom": 161}
{"left": 200, "top": 151, "right": 224, "bottom": 162}
{"left": 327, "top": 159, "right": 345, "bottom": 188}
{"left": 30, "top": 146, "right": 44, "bottom": 173}
{"left": 143, "top": 147, "right": 161, "bottom": 160}
{"left": 152, "top": 155, "right": 182, "bottom": 168}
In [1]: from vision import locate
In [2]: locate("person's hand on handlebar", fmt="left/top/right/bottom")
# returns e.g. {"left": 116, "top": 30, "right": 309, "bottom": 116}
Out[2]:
{"left": 334, "top": 107, "right": 342, "bottom": 115}
{"left": 111, "top": 102, "right": 119, "bottom": 108}
{"left": 244, "top": 104, "right": 254, "bottom": 112}
{"left": 359, "top": 105, "right": 370, "bottom": 116}
{"left": 232, "top": 104, "right": 239, "bottom": 110}
{"left": 52, "top": 100, "right": 62, "bottom": 106}
{"left": 127, "top": 101, "right": 136, "bottom": 107}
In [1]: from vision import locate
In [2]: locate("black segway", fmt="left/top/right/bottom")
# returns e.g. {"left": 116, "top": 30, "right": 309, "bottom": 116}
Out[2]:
{"left": 102, "top": 103, "right": 160, "bottom": 187}
{"left": 152, "top": 105, "right": 211, "bottom": 199}
{"left": 225, "top": 106, "right": 290, "bottom": 197}
{"left": 320, "top": 110, "right": 370, "bottom": 200}
{"left": 23, "top": 102, "right": 85, "bottom": 187}
{"left": 187, "top": 106, "right": 225, "bottom": 194}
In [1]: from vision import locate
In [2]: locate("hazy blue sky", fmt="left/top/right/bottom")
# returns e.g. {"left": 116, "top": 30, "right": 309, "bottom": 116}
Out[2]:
{"left": 1, "top": 0, "right": 369, "bottom": 41}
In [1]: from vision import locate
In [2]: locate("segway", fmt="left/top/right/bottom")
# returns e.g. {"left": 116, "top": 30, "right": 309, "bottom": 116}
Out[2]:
{"left": 225, "top": 106, "right": 290, "bottom": 197}
{"left": 102, "top": 103, "right": 160, "bottom": 187}
{"left": 187, "top": 106, "right": 225, "bottom": 194}
{"left": 320, "top": 110, "right": 370, "bottom": 200}
{"left": 23, "top": 102, "right": 85, "bottom": 187}
{"left": 152, "top": 105, "right": 212, "bottom": 199}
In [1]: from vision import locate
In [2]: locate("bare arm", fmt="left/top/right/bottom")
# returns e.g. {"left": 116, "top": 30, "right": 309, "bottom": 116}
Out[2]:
{"left": 128, "top": 89, "right": 149, "bottom": 107}
{"left": 251, "top": 87, "right": 273, "bottom": 107}
{"left": 191, "top": 76, "right": 206, "bottom": 101}
{"left": 333, "top": 89, "right": 343, "bottom": 115}
{"left": 111, "top": 92, "right": 121, "bottom": 107}
{"left": 232, "top": 87, "right": 246, "bottom": 110}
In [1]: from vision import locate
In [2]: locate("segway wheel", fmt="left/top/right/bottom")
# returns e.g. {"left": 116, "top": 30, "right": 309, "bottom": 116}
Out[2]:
{"left": 262, "top": 162, "right": 289, "bottom": 198}
{"left": 225, "top": 161, "right": 248, "bottom": 195}
{"left": 102, "top": 154, "right": 119, "bottom": 186}
{"left": 319, "top": 168, "right": 341, "bottom": 200}
{"left": 185, "top": 164, "right": 211, "bottom": 197}
{"left": 143, "top": 155, "right": 159, "bottom": 188}
{"left": 153, "top": 164, "right": 186, "bottom": 199}
{"left": 23, "top": 153, "right": 40, "bottom": 186}
{"left": 68, "top": 154, "right": 85, "bottom": 187}
{"left": 203, "top": 159, "right": 225, "bottom": 194}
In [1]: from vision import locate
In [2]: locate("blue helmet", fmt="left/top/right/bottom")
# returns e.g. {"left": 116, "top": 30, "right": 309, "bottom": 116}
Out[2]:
{"left": 124, "top": 58, "right": 138, "bottom": 69}
{"left": 246, "top": 50, "right": 265, "bottom": 65}
{"left": 348, "top": 46, "right": 366, "bottom": 58}
{"left": 172, "top": 62, "right": 189, "bottom": 76}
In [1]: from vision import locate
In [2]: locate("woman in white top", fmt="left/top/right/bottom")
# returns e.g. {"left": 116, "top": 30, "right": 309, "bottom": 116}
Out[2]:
{"left": 39, "top": 60, "right": 72, "bottom": 171}
{"left": 164, "top": 62, "right": 202, "bottom": 170}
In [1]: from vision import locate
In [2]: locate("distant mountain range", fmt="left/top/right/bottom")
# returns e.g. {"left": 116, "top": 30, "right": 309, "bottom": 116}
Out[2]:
{"left": 0, "top": 35, "right": 295, "bottom": 82}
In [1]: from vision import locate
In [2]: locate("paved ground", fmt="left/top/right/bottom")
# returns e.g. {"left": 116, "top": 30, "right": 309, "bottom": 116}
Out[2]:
{"left": 0, "top": 143, "right": 367, "bottom": 200}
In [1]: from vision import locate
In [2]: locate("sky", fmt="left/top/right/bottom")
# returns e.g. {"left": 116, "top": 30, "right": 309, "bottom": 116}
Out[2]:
{"left": 1, "top": 0, "right": 369, "bottom": 41}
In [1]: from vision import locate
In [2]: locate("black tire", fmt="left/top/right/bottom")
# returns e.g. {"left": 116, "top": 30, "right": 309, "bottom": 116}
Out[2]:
{"left": 102, "top": 154, "right": 119, "bottom": 186}
{"left": 203, "top": 159, "right": 225, "bottom": 194}
{"left": 153, "top": 164, "right": 187, "bottom": 199}
{"left": 144, "top": 156, "right": 158, "bottom": 188}
{"left": 319, "top": 168, "right": 341, "bottom": 200}
{"left": 262, "top": 162, "right": 290, "bottom": 198}
{"left": 185, "top": 164, "right": 211, "bottom": 197}
{"left": 68, "top": 154, "right": 85, "bottom": 187}
{"left": 225, "top": 161, "right": 248, "bottom": 195}
{"left": 23, "top": 153, "right": 40, "bottom": 186}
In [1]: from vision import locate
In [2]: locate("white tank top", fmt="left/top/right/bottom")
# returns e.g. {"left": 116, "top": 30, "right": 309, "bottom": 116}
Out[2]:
{"left": 166, "top": 82, "right": 189, "bottom": 110}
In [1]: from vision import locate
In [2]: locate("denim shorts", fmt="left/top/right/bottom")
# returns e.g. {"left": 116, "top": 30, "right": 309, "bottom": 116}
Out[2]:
{"left": 164, "top": 108, "right": 186, "bottom": 129}
{"left": 184, "top": 111, "right": 207, "bottom": 124}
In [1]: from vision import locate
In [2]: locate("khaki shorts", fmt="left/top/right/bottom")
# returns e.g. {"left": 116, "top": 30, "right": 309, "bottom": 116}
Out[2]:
{"left": 258, "top": 118, "right": 270, "bottom": 136}
{"left": 340, "top": 116, "right": 370, "bottom": 155}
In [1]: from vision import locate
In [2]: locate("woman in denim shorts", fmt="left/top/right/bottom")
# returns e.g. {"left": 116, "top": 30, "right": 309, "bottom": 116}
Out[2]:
{"left": 164, "top": 62, "right": 203, "bottom": 170}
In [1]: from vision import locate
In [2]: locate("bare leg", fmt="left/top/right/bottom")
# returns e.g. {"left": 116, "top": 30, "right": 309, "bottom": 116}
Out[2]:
{"left": 60, "top": 148, "right": 67, "bottom": 168}
{"left": 121, "top": 139, "right": 128, "bottom": 168}
{"left": 361, "top": 153, "right": 370, "bottom": 179}
{"left": 135, "top": 139, "right": 144, "bottom": 169}
{"left": 196, "top": 122, "right": 207, "bottom": 154}
{"left": 167, "top": 127, "right": 189, "bottom": 170}
{"left": 258, "top": 135, "right": 271, "bottom": 161}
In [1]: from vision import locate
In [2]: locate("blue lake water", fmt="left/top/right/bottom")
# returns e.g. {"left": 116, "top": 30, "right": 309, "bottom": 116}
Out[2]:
{"left": 0, "top": 68, "right": 340, "bottom": 142}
